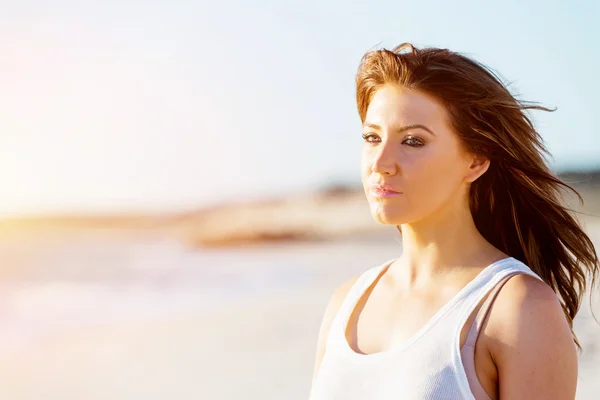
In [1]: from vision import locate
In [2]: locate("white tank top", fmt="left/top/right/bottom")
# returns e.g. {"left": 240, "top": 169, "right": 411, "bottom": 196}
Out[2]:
{"left": 309, "top": 257, "right": 542, "bottom": 400}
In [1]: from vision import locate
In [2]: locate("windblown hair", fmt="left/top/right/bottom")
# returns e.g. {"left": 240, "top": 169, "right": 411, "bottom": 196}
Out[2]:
{"left": 355, "top": 42, "right": 599, "bottom": 348}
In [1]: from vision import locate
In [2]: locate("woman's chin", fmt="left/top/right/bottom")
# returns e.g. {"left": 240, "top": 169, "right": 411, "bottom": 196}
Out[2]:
{"left": 369, "top": 204, "right": 406, "bottom": 225}
{"left": 373, "top": 215, "right": 402, "bottom": 225}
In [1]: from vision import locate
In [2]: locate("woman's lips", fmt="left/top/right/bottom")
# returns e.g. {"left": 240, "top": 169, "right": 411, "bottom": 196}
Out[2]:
{"left": 369, "top": 185, "right": 402, "bottom": 199}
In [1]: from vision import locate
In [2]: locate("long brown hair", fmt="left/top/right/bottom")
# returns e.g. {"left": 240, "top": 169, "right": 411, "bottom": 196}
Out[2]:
{"left": 355, "top": 42, "right": 599, "bottom": 348}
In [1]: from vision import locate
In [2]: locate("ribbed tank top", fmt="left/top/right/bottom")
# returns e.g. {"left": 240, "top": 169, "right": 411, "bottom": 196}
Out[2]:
{"left": 309, "top": 257, "right": 542, "bottom": 400}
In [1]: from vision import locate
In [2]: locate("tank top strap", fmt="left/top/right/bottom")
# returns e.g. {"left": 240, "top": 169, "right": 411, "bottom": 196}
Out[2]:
{"left": 464, "top": 271, "right": 521, "bottom": 347}
{"left": 451, "top": 258, "right": 543, "bottom": 399}
{"left": 459, "top": 271, "right": 521, "bottom": 400}
{"left": 454, "top": 258, "right": 543, "bottom": 324}
{"left": 326, "top": 259, "right": 395, "bottom": 350}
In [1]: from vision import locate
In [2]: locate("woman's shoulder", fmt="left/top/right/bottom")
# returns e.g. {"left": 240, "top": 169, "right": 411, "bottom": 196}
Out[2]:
{"left": 487, "top": 273, "right": 569, "bottom": 342}
{"left": 490, "top": 273, "right": 565, "bottom": 330}
{"left": 325, "top": 262, "right": 383, "bottom": 312}
{"left": 482, "top": 273, "right": 577, "bottom": 395}
{"left": 316, "top": 260, "right": 391, "bottom": 340}
{"left": 328, "top": 260, "right": 392, "bottom": 304}
{"left": 328, "top": 274, "right": 361, "bottom": 312}
{"left": 310, "top": 266, "right": 374, "bottom": 384}
{"left": 483, "top": 272, "right": 578, "bottom": 395}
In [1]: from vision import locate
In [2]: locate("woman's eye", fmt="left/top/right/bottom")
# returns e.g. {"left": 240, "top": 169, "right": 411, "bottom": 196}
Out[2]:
{"left": 362, "top": 133, "right": 380, "bottom": 143}
{"left": 403, "top": 136, "right": 424, "bottom": 147}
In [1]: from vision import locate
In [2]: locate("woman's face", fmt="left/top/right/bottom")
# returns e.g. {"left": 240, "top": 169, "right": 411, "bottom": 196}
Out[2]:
{"left": 361, "top": 84, "right": 479, "bottom": 226}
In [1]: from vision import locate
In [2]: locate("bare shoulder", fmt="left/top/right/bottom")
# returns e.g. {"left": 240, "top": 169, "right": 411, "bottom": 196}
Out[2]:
{"left": 488, "top": 273, "right": 571, "bottom": 338}
{"left": 327, "top": 275, "right": 361, "bottom": 313}
{"left": 311, "top": 274, "right": 360, "bottom": 384}
{"left": 485, "top": 273, "right": 578, "bottom": 399}
{"left": 316, "top": 274, "right": 361, "bottom": 345}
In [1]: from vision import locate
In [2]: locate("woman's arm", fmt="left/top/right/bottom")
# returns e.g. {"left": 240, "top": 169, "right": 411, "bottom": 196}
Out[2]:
{"left": 487, "top": 274, "right": 578, "bottom": 399}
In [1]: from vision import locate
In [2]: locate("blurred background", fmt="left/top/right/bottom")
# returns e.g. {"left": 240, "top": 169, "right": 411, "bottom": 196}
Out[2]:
{"left": 1, "top": 0, "right": 599, "bottom": 399}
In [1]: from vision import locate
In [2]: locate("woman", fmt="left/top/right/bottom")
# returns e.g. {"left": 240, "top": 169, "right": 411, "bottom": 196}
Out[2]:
{"left": 309, "top": 43, "right": 599, "bottom": 400}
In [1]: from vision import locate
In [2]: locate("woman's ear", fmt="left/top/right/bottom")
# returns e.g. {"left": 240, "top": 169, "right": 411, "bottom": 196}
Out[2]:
{"left": 465, "top": 154, "right": 490, "bottom": 183}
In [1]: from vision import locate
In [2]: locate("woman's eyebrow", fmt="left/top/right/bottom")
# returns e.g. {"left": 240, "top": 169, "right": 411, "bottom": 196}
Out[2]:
{"left": 363, "top": 122, "right": 436, "bottom": 136}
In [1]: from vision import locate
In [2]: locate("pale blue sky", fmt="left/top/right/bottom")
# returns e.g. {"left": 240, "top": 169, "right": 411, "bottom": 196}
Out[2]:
{"left": 1, "top": 0, "right": 599, "bottom": 216}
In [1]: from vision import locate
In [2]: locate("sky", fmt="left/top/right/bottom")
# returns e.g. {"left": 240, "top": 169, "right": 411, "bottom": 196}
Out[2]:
{"left": 1, "top": 0, "right": 599, "bottom": 217}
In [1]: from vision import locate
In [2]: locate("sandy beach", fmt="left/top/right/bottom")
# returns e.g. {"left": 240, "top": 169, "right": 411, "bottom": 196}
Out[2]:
{"left": 0, "top": 225, "right": 598, "bottom": 399}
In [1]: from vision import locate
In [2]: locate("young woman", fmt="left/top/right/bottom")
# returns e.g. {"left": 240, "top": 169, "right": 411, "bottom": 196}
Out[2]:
{"left": 309, "top": 43, "right": 599, "bottom": 400}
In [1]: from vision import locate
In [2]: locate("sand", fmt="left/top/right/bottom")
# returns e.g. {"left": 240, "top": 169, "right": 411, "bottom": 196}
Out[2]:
{"left": 0, "top": 230, "right": 598, "bottom": 399}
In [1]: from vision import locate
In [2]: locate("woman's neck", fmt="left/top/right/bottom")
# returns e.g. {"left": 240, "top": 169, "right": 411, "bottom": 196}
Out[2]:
{"left": 391, "top": 201, "right": 505, "bottom": 289}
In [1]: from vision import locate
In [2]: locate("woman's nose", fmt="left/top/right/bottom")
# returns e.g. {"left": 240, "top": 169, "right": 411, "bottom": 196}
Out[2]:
{"left": 371, "top": 146, "right": 397, "bottom": 175}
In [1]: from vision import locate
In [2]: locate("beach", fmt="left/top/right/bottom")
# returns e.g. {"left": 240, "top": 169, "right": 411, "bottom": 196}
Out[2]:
{"left": 0, "top": 224, "right": 598, "bottom": 399}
